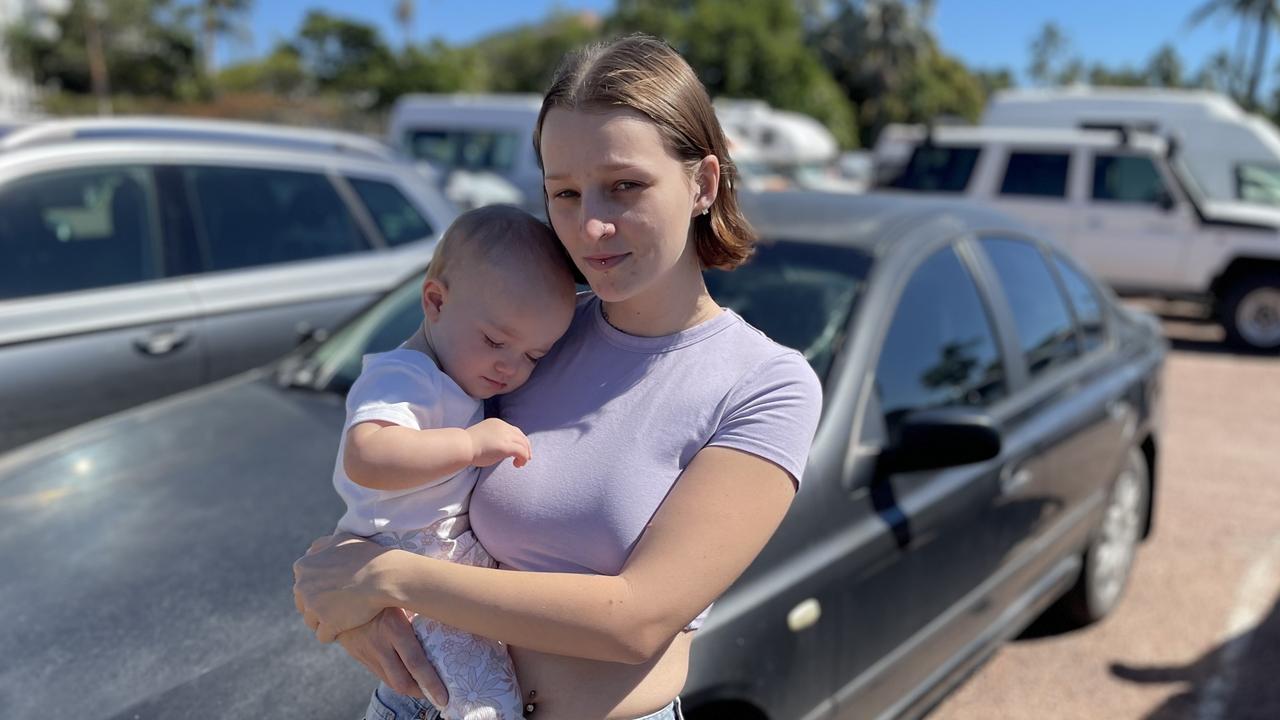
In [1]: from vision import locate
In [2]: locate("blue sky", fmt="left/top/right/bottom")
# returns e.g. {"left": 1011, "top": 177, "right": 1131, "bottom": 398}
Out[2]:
{"left": 223, "top": 0, "right": 1254, "bottom": 86}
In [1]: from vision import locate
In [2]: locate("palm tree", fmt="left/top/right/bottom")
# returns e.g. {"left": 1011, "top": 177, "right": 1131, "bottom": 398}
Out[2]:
{"left": 200, "top": 0, "right": 253, "bottom": 76}
{"left": 1188, "top": 0, "right": 1280, "bottom": 109}
{"left": 395, "top": 0, "right": 415, "bottom": 49}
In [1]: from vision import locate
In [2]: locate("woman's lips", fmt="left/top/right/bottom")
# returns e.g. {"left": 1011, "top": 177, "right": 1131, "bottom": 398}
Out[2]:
{"left": 584, "top": 253, "right": 630, "bottom": 271}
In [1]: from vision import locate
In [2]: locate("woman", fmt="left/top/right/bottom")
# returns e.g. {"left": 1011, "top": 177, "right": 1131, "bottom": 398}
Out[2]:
{"left": 294, "top": 34, "right": 822, "bottom": 720}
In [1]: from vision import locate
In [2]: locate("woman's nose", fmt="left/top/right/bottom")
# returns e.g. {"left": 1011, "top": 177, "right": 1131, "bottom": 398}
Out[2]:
{"left": 580, "top": 197, "right": 616, "bottom": 242}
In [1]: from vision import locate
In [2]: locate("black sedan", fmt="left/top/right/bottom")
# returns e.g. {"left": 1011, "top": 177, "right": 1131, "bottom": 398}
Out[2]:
{"left": 0, "top": 192, "right": 1165, "bottom": 720}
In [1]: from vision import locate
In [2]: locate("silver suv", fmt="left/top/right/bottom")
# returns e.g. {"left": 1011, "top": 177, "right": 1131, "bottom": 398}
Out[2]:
{"left": 0, "top": 117, "right": 456, "bottom": 452}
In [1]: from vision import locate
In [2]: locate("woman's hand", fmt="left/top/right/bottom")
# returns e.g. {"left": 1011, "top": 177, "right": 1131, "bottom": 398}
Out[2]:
{"left": 336, "top": 609, "right": 450, "bottom": 708}
{"left": 293, "top": 532, "right": 399, "bottom": 642}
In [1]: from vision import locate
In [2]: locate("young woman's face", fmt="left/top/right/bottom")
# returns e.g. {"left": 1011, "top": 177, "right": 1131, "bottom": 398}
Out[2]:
{"left": 540, "top": 107, "right": 704, "bottom": 303}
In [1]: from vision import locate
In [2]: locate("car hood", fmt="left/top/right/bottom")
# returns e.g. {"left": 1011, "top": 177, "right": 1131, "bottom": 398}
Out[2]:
{"left": 1200, "top": 199, "right": 1280, "bottom": 230}
{"left": 0, "top": 372, "right": 374, "bottom": 718}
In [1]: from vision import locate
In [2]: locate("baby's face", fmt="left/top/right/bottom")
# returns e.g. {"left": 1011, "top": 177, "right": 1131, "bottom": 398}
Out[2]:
{"left": 429, "top": 267, "right": 574, "bottom": 400}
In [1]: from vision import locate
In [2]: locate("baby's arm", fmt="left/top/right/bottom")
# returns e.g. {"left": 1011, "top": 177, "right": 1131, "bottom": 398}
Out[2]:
{"left": 344, "top": 418, "right": 531, "bottom": 491}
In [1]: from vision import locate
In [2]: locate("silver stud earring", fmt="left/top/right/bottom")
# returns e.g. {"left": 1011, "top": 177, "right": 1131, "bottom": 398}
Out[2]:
{"left": 701, "top": 207, "right": 710, "bottom": 216}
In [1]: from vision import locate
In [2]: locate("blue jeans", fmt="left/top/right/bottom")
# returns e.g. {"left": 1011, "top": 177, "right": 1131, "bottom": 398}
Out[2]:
{"left": 362, "top": 683, "right": 684, "bottom": 720}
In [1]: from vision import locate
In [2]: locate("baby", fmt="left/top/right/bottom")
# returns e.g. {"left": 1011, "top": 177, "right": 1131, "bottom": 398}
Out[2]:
{"left": 333, "top": 205, "right": 576, "bottom": 720}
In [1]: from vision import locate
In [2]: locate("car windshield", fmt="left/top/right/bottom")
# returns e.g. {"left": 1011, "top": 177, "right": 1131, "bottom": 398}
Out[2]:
{"left": 291, "top": 240, "right": 871, "bottom": 394}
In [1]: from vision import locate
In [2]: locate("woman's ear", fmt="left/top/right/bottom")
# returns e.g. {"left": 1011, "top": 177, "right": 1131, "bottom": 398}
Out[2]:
{"left": 693, "top": 154, "right": 721, "bottom": 217}
{"left": 422, "top": 277, "right": 448, "bottom": 322}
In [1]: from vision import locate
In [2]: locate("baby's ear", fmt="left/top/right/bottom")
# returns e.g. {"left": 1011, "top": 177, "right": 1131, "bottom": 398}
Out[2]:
{"left": 422, "top": 277, "right": 448, "bottom": 321}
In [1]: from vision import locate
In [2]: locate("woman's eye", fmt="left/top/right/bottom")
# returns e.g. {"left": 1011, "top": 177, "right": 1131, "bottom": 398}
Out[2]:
{"left": 483, "top": 335, "right": 502, "bottom": 349}
{"left": 551, "top": 189, "right": 579, "bottom": 200}
{"left": 615, "top": 181, "right": 640, "bottom": 192}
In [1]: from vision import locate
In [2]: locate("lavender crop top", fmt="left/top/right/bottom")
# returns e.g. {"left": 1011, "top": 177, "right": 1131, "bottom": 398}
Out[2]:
{"left": 469, "top": 295, "right": 822, "bottom": 630}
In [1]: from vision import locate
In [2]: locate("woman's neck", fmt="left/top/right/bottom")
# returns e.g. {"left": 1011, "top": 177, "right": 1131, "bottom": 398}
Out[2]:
{"left": 599, "top": 257, "right": 721, "bottom": 337}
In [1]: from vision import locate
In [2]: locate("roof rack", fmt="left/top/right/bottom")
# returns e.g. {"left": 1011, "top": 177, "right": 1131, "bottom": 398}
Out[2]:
{"left": 1077, "top": 121, "right": 1161, "bottom": 147}
{"left": 0, "top": 117, "right": 398, "bottom": 161}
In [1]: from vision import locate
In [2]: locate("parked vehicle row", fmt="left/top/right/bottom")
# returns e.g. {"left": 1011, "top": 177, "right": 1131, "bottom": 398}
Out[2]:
{"left": 0, "top": 191, "right": 1166, "bottom": 720}
{"left": 876, "top": 123, "right": 1280, "bottom": 352}
{"left": 0, "top": 117, "right": 456, "bottom": 451}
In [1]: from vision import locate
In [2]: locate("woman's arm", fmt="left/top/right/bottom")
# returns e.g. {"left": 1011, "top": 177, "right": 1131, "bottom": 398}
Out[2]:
{"left": 295, "top": 445, "right": 795, "bottom": 664}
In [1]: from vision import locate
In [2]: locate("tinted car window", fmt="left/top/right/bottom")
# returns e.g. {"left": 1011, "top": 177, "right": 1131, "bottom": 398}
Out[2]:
{"left": 308, "top": 240, "right": 872, "bottom": 393}
{"left": 185, "top": 166, "right": 366, "bottom": 271}
{"left": 705, "top": 241, "right": 872, "bottom": 381}
{"left": 1000, "top": 151, "right": 1070, "bottom": 198}
{"left": 1052, "top": 253, "right": 1106, "bottom": 352}
{"left": 980, "top": 237, "right": 1080, "bottom": 377}
{"left": 406, "top": 130, "right": 521, "bottom": 172}
{"left": 348, "top": 178, "right": 433, "bottom": 247}
{"left": 889, "top": 146, "right": 981, "bottom": 193}
{"left": 0, "top": 165, "right": 160, "bottom": 300}
{"left": 875, "top": 246, "right": 1006, "bottom": 430}
{"left": 1092, "top": 154, "right": 1167, "bottom": 203}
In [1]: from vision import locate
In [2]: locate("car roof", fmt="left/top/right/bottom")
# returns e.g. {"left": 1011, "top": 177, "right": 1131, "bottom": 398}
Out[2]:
{"left": 0, "top": 116, "right": 398, "bottom": 162}
{"left": 741, "top": 190, "right": 1035, "bottom": 253}
{"left": 880, "top": 123, "right": 1169, "bottom": 153}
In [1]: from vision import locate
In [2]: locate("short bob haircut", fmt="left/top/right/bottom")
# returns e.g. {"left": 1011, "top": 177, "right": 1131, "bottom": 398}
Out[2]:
{"left": 533, "top": 33, "right": 756, "bottom": 270}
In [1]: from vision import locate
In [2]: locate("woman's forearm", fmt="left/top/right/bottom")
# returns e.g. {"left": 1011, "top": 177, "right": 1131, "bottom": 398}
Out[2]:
{"left": 377, "top": 551, "right": 667, "bottom": 664}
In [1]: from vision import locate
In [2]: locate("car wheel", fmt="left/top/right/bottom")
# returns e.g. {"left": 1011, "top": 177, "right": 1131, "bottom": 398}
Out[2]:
{"left": 1058, "top": 446, "right": 1150, "bottom": 627}
{"left": 1220, "top": 274, "right": 1280, "bottom": 352}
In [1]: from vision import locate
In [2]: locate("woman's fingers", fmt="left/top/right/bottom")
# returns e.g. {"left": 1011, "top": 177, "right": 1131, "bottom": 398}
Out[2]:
{"left": 391, "top": 619, "right": 448, "bottom": 707}
{"left": 306, "top": 534, "right": 334, "bottom": 555}
{"left": 337, "top": 623, "right": 420, "bottom": 697}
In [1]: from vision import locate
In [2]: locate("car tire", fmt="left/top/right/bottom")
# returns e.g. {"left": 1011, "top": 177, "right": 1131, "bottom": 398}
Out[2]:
{"left": 1056, "top": 446, "right": 1150, "bottom": 627}
{"left": 1220, "top": 273, "right": 1280, "bottom": 352}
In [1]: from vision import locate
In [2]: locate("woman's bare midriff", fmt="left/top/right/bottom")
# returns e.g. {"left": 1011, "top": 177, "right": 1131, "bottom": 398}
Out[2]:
{"left": 510, "top": 631, "right": 693, "bottom": 720}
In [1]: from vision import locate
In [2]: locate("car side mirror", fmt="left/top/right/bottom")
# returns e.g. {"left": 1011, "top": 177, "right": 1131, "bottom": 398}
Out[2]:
{"left": 1156, "top": 189, "right": 1176, "bottom": 212}
{"left": 879, "top": 407, "right": 1002, "bottom": 474}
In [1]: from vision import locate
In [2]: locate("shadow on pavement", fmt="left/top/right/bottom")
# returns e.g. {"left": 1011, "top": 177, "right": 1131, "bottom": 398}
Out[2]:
{"left": 1108, "top": 591, "right": 1280, "bottom": 720}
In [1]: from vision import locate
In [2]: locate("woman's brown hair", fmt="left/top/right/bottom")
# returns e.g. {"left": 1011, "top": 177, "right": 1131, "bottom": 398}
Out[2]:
{"left": 533, "top": 33, "right": 756, "bottom": 270}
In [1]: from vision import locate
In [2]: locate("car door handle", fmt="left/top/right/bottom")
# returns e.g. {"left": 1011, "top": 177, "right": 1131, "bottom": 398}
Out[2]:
{"left": 134, "top": 328, "right": 190, "bottom": 356}
{"left": 1000, "top": 463, "right": 1034, "bottom": 496}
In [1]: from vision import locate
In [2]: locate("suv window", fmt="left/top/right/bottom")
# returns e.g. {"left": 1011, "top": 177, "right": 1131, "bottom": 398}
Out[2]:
{"left": 1051, "top": 253, "right": 1106, "bottom": 352}
{"left": 889, "top": 145, "right": 981, "bottom": 193}
{"left": 184, "top": 166, "right": 367, "bottom": 271}
{"left": 0, "top": 165, "right": 160, "bottom": 300}
{"left": 405, "top": 129, "right": 521, "bottom": 172}
{"left": 348, "top": 177, "right": 434, "bottom": 247}
{"left": 1092, "top": 154, "right": 1168, "bottom": 204}
{"left": 875, "top": 246, "right": 1006, "bottom": 430}
{"left": 1000, "top": 151, "right": 1070, "bottom": 198}
{"left": 979, "top": 238, "right": 1080, "bottom": 377}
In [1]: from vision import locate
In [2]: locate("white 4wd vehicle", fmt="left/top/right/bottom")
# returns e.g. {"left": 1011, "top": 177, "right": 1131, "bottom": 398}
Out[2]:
{"left": 877, "top": 124, "right": 1280, "bottom": 351}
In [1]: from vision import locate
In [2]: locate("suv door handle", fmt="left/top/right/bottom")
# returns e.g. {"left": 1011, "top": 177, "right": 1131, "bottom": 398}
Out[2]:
{"left": 134, "top": 328, "right": 190, "bottom": 356}
{"left": 1000, "top": 463, "right": 1034, "bottom": 496}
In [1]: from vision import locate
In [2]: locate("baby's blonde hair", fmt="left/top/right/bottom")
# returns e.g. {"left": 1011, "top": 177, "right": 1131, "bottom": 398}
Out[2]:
{"left": 427, "top": 205, "right": 574, "bottom": 291}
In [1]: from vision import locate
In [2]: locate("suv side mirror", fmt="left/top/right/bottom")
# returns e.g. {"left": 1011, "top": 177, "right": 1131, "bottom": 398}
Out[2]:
{"left": 1156, "top": 189, "right": 1176, "bottom": 212}
{"left": 880, "top": 407, "right": 1002, "bottom": 474}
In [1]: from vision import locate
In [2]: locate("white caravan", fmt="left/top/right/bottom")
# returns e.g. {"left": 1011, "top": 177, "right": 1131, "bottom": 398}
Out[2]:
{"left": 983, "top": 87, "right": 1280, "bottom": 207}
{"left": 387, "top": 94, "right": 543, "bottom": 212}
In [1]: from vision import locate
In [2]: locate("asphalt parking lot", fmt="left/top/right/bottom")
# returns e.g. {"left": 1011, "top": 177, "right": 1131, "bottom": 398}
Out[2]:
{"left": 931, "top": 300, "right": 1280, "bottom": 720}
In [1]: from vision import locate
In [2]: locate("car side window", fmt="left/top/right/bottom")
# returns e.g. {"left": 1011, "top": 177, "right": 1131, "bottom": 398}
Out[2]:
{"left": 888, "top": 145, "right": 981, "bottom": 193}
{"left": 979, "top": 237, "right": 1081, "bottom": 377}
{"left": 875, "top": 246, "right": 1007, "bottom": 431}
{"left": 1051, "top": 253, "right": 1106, "bottom": 352}
{"left": 347, "top": 177, "right": 434, "bottom": 247}
{"left": 0, "top": 165, "right": 161, "bottom": 301}
{"left": 184, "top": 166, "right": 367, "bottom": 271}
{"left": 1092, "top": 154, "right": 1168, "bottom": 204}
{"left": 405, "top": 129, "right": 521, "bottom": 172}
{"left": 1000, "top": 151, "right": 1070, "bottom": 198}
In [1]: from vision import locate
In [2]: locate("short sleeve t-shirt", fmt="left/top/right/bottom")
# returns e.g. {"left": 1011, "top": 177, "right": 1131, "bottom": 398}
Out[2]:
{"left": 470, "top": 295, "right": 823, "bottom": 628}
{"left": 334, "top": 348, "right": 484, "bottom": 536}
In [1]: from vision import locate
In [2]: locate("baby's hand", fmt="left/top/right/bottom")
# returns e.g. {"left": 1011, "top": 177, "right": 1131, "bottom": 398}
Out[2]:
{"left": 465, "top": 418, "right": 532, "bottom": 468}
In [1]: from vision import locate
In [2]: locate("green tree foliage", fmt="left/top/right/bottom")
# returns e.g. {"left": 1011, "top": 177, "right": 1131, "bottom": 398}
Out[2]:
{"left": 6, "top": 0, "right": 200, "bottom": 99}
{"left": 216, "top": 43, "right": 306, "bottom": 95}
{"left": 611, "top": 0, "right": 859, "bottom": 148}
{"left": 1187, "top": 0, "right": 1280, "bottom": 110}
{"left": 294, "top": 10, "right": 394, "bottom": 102}
{"left": 472, "top": 11, "right": 602, "bottom": 93}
